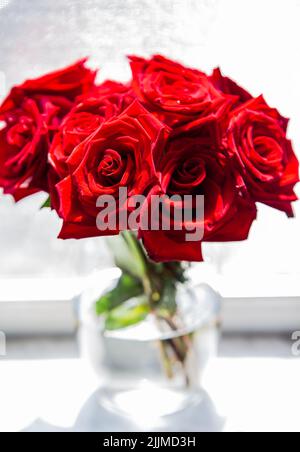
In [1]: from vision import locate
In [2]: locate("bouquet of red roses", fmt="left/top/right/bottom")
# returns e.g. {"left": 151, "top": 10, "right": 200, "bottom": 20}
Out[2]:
{"left": 0, "top": 55, "right": 298, "bottom": 264}
{"left": 1, "top": 55, "right": 299, "bottom": 373}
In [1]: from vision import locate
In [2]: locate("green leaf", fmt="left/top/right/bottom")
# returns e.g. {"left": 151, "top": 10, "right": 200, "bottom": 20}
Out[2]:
{"left": 40, "top": 196, "right": 51, "bottom": 209}
{"left": 95, "top": 273, "right": 143, "bottom": 315}
{"left": 105, "top": 297, "right": 150, "bottom": 330}
{"left": 106, "top": 232, "right": 147, "bottom": 280}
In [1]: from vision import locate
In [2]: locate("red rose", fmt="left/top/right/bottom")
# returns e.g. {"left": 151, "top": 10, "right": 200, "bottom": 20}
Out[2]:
{"left": 140, "top": 137, "right": 257, "bottom": 262}
{"left": 49, "top": 81, "right": 135, "bottom": 179}
{"left": 56, "top": 101, "right": 169, "bottom": 239}
{"left": 9, "top": 58, "right": 96, "bottom": 103}
{"left": 0, "top": 59, "right": 96, "bottom": 200}
{"left": 226, "top": 96, "right": 299, "bottom": 217}
{"left": 0, "top": 98, "right": 50, "bottom": 200}
{"left": 129, "top": 55, "right": 230, "bottom": 130}
{"left": 210, "top": 68, "right": 253, "bottom": 107}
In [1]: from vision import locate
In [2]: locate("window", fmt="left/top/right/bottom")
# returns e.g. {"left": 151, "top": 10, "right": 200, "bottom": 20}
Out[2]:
{"left": 0, "top": 0, "right": 299, "bottom": 335}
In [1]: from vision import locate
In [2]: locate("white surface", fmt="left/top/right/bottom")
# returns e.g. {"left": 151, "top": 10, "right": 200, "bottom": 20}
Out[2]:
{"left": 221, "top": 298, "right": 300, "bottom": 333}
{"left": 0, "top": 269, "right": 119, "bottom": 335}
{"left": 1, "top": 269, "right": 299, "bottom": 335}
{"left": 0, "top": 336, "right": 299, "bottom": 432}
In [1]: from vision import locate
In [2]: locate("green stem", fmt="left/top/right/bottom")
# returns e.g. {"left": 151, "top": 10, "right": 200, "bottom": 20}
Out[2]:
{"left": 119, "top": 231, "right": 192, "bottom": 387}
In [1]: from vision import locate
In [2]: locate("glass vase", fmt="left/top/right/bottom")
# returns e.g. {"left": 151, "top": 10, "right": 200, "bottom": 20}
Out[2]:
{"left": 79, "top": 280, "right": 220, "bottom": 419}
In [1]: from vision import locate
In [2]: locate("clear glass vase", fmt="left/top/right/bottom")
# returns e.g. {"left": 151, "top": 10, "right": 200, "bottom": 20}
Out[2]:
{"left": 79, "top": 280, "right": 220, "bottom": 419}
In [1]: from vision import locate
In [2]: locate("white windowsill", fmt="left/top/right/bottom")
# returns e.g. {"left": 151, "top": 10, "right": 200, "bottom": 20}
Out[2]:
{"left": 0, "top": 269, "right": 299, "bottom": 336}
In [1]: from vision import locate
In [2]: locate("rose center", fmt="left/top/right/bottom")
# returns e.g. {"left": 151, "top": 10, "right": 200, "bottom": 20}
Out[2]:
{"left": 97, "top": 148, "right": 124, "bottom": 183}
{"left": 169, "top": 158, "right": 206, "bottom": 194}
{"left": 253, "top": 135, "right": 284, "bottom": 173}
